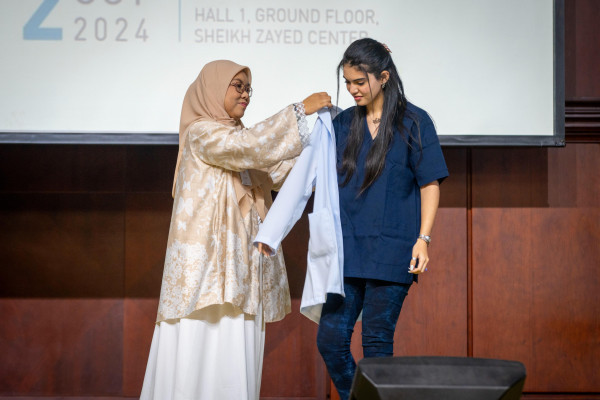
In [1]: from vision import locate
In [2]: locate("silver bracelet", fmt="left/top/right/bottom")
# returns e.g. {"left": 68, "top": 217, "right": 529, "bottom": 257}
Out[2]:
{"left": 417, "top": 234, "right": 431, "bottom": 246}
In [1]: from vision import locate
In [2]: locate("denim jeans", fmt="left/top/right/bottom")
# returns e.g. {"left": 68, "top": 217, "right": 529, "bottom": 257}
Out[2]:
{"left": 316, "top": 277, "right": 411, "bottom": 400}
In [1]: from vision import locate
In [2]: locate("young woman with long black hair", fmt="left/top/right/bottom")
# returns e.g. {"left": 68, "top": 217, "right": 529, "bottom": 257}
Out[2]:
{"left": 316, "top": 38, "right": 449, "bottom": 400}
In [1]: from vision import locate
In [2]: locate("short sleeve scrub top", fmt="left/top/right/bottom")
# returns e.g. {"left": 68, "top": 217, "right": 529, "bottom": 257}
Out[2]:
{"left": 333, "top": 103, "right": 449, "bottom": 285}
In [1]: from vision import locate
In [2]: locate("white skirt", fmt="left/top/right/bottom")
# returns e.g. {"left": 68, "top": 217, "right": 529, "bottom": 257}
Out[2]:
{"left": 140, "top": 303, "right": 265, "bottom": 400}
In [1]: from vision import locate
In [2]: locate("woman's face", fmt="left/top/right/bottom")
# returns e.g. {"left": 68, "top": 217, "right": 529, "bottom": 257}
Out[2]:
{"left": 343, "top": 64, "right": 387, "bottom": 107}
{"left": 224, "top": 71, "right": 251, "bottom": 120}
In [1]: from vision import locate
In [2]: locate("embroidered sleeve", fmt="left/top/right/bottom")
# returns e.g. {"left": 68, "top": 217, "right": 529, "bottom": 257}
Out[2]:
{"left": 293, "top": 102, "right": 310, "bottom": 148}
{"left": 261, "top": 103, "right": 310, "bottom": 190}
{"left": 267, "top": 159, "right": 296, "bottom": 191}
{"left": 188, "top": 106, "right": 302, "bottom": 172}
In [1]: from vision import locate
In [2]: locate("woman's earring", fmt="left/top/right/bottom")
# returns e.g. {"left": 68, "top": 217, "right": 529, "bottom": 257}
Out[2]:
{"left": 382, "top": 82, "right": 386, "bottom": 89}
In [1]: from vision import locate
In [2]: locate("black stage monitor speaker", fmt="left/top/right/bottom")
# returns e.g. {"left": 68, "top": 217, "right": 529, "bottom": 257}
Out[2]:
{"left": 350, "top": 356, "right": 526, "bottom": 400}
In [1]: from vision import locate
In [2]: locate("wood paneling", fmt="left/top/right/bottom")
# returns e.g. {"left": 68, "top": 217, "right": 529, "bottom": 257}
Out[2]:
{"left": 281, "top": 207, "right": 311, "bottom": 298}
{"left": 548, "top": 144, "right": 600, "bottom": 208}
{"left": 125, "top": 146, "right": 178, "bottom": 193}
{"left": 471, "top": 145, "right": 600, "bottom": 392}
{"left": 439, "top": 148, "right": 468, "bottom": 208}
{"left": 472, "top": 208, "right": 600, "bottom": 392}
{"left": 123, "top": 299, "right": 159, "bottom": 397}
{"left": 0, "top": 299, "right": 123, "bottom": 395}
{"left": 261, "top": 300, "right": 327, "bottom": 400}
{"left": 0, "top": 145, "right": 126, "bottom": 193}
{"left": 565, "top": 100, "right": 600, "bottom": 142}
{"left": 565, "top": 0, "right": 600, "bottom": 99}
{"left": 398, "top": 208, "right": 469, "bottom": 357}
{"left": 0, "top": 193, "right": 125, "bottom": 298}
{"left": 471, "top": 148, "right": 549, "bottom": 208}
{"left": 124, "top": 193, "right": 172, "bottom": 298}
{"left": 565, "top": 0, "right": 600, "bottom": 143}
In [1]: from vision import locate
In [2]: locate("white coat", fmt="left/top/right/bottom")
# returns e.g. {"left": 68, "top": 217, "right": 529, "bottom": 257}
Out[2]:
{"left": 254, "top": 108, "right": 344, "bottom": 323}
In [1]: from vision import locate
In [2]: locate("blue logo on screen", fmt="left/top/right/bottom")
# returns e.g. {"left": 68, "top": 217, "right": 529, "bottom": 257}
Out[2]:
{"left": 23, "top": 0, "right": 63, "bottom": 40}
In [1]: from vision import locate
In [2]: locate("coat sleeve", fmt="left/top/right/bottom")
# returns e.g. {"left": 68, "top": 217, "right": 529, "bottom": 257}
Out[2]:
{"left": 188, "top": 105, "right": 303, "bottom": 172}
{"left": 254, "top": 122, "right": 321, "bottom": 254}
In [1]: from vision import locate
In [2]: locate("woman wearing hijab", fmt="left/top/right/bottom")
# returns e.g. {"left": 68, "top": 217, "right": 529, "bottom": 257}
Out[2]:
{"left": 140, "top": 60, "right": 332, "bottom": 400}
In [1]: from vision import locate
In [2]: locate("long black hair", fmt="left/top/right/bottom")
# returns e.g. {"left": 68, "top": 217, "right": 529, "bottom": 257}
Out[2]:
{"left": 337, "top": 38, "right": 422, "bottom": 195}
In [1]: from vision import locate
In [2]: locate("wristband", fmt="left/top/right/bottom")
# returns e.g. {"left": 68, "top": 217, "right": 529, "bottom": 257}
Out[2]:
{"left": 417, "top": 234, "right": 431, "bottom": 246}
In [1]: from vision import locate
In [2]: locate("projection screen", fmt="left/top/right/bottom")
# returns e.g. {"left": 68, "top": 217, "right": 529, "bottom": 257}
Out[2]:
{"left": 0, "top": 0, "right": 564, "bottom": 145}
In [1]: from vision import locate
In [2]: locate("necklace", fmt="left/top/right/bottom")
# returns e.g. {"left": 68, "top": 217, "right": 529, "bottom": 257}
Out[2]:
{"left": 372, "top": 117, "right": 381, "bottom": 124}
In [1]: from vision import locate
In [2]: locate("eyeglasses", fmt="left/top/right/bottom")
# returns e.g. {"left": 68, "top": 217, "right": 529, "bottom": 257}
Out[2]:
{"left": 229, "top": 81, "right": 253, "bottom": 97}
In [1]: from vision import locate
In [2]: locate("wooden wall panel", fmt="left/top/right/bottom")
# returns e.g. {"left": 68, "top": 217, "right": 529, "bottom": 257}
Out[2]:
{"left": 0, "top": 299, "right": 123, "bottom": 395}
{"left": 0, "top": 193, "right": 125, "bottom": 298}
{"left": 565, "top": 0, "right": 600, "bottom": 99}
{"left": 471, "top": 145, "right": 600, "bottom": 392}
{"left": 548, "top": 144, "right": 600, "bottom": 207}
{"left": 397, "top": 207, "right": 469, "bottom": 357}
{"left": 123, "top": 299, "right": 159, "bottom": 397}
{"left": 471, "top": 148, "right": 549, "bottom": 208}
{"left": 124, "top": 193, "right": 172, "bottom": 298}
{"left": 0, "top": 145, "right": 126, "bottom": 193}
{"left": 280, "top": 206, "right": 311, "bottom": 298}
{"left": 125, "top": 146, "right": 178, "bottom": 193}
{"left": 565, "top": 0, "right": 600, "bottom": 143}
{"left": 262, "top": 300, "right": 326, "bottom": 400}
{"left": 439, "top": 147, "right": 468, "bottom": 208}
{"left": 473, "top": 207, "right": 600, "bottom": 392}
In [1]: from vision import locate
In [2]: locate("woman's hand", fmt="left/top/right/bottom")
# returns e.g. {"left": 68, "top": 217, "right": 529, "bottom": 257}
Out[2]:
{"left": 302, "top": 92, "right": 333, "bottom": 115}
{"left": 257, "top": 242, "right": 273, "bottom": 257}
{"left": 408, "top": 239, "right": 430, "bottom": 274}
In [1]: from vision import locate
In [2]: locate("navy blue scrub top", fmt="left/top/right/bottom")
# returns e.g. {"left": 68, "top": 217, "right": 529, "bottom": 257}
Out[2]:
{"left": 333, "top": 103, "right": 449, "bottom": 285}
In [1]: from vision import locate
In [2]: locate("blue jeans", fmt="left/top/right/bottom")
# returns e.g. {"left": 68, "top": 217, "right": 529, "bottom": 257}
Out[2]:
{"left": 316, "top": 277, "right": 411, "bottom": 400}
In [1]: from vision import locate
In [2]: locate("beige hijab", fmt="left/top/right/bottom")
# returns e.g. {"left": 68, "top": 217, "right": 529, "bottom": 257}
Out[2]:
{"left": 173, "top": 60, "right": 268, "bottom": 220}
